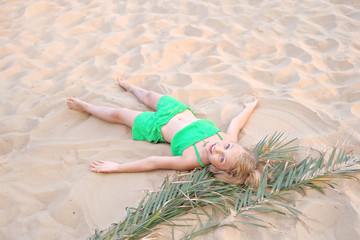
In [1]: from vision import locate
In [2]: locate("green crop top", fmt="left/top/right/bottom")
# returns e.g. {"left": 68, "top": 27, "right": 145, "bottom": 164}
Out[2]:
{"left": 171, "top": 119, "right": 223, "bottom": 167}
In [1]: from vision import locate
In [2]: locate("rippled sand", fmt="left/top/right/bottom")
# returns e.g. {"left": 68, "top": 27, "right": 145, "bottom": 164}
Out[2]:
{"left": 1, "top": 0, "right": 359, "bottom": 239}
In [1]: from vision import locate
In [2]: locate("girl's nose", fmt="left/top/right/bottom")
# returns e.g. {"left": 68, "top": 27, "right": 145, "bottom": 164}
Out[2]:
{"left": 215, "top": 145, "right": 224, "bottom": 153}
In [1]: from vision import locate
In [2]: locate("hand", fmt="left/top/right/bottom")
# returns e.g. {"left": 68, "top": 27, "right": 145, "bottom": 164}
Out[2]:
{"left": 90, "top": 160, "right": 121, "bottom": 173}
{"left": 244, "top": 98, "right": 260, "bottom": 109}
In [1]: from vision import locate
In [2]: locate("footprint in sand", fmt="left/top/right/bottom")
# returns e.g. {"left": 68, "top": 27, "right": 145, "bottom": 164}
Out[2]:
{"left": 0, "top": 135, "right": 30, "bottom": 156}
{"left": 1, "top": 117, "right": 39, "bottom": 135}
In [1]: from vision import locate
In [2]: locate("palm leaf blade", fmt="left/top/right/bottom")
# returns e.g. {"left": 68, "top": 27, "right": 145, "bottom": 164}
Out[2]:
{"left": 90, "top": 133, "right": 360, "bottom": 240}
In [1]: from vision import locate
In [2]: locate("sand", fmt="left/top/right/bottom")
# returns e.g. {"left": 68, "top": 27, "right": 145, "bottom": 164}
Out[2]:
{"left": 0, "top": 0, "right": 359, "bottom": 239}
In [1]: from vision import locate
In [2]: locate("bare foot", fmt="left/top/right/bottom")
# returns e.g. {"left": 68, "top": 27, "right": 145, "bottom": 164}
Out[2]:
{"left": 117, "top": 76, "right": 132, "bottom": 91}
{"left": 90, "top": 160, "right": 121, "bottom": 173}
{"left": 67, "top": 97, "right": 88, "bottom": 112}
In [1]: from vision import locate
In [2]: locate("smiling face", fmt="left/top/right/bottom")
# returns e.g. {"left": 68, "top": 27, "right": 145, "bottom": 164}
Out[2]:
{"left": 205, "top": 140, "right": 244, "bottom": 170}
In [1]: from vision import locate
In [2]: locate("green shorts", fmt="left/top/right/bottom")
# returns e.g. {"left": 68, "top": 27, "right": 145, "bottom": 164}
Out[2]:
{"left": 132, "top": 96, "right": 193, "bottom": 143}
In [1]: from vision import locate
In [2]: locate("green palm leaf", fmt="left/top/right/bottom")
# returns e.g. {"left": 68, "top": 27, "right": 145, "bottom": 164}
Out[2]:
{"left": 90, "top": 133, "right": 360, "bottom": 240}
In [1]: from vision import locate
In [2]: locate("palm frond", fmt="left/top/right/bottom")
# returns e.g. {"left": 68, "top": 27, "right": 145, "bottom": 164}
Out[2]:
{"left": 253, "top": 132, "right": 298, "bottom": 162}
{"left": 90, "top": 133, "right": 360, "bottom": 240}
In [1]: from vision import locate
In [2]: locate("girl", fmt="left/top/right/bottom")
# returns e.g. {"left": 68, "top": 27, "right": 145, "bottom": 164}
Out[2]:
{"left": 67, "top": 77, "right": 261, "bottom": 186}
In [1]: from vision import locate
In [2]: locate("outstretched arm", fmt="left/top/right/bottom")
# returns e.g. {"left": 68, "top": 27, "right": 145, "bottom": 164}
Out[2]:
{"left": 226, "top": 99, "right": 260, "bottom": 142}
{"left": 90, "top": 155, "right": 196, "bottom": 173}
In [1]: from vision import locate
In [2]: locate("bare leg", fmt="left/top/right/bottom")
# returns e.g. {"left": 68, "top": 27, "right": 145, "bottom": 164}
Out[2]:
{"left": 117, "top": 77, "right": 163, "bottom": 111}
{"left": 67, "top": 97, "right": 141, "bottom": 127}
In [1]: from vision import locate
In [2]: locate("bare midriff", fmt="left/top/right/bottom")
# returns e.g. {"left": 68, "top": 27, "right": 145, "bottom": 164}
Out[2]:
{"left": 161, "top": 109, "right": 198, "bottom": 143}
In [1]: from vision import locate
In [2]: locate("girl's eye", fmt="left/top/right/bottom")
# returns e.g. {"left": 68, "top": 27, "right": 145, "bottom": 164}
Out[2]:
{"left": 220, "top": 156, "right": 225, "bottom": 162}
{"left": 225, "top": 144, "right": 230, "bottom": 149}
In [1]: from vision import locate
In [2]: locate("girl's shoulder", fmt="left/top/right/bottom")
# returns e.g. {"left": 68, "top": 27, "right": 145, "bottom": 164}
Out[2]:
{"left": 218, "top": 132, "right": 235, "bottom": 142}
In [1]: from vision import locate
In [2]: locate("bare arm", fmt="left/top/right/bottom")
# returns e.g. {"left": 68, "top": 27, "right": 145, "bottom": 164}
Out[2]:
{"left": 226, "top": 99, "right": 260, "bottom": 142}
{"left": 90, "top": 155, "right": 196, "bottom": 173}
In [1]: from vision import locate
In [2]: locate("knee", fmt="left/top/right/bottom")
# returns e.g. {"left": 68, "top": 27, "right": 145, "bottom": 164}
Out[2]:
{"left": 111, "top": 108, "right": 139, "bottom": 126}
{"left": 145, "top": 91, "right": 156, "bottom": 100}
{"left": 111, "top": 109, "right": 124, "bottom": 123}
{"left": 146, "top": 91, "right": 162, "bottom": 107}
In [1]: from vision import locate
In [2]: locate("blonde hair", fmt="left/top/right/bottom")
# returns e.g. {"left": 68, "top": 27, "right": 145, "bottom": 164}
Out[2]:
{"left": 209, "top": 147, "right": 262, "bottom": 188}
